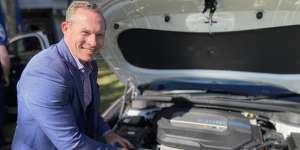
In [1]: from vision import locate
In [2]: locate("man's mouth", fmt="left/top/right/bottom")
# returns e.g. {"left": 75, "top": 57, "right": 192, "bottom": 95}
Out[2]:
{"left": 82, "top": 48, "right": 97, "bottom": 53}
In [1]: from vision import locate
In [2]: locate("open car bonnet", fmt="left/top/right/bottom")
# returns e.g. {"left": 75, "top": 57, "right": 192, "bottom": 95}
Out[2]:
{"left": 98, "top": 0, "right": 300, "bottom": 94}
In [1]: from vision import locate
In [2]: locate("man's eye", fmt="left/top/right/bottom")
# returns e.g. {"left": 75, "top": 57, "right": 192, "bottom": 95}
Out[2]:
{"left": 96, "top": 34, "right": 104, "bottom": 38}
{"left": 81, "top": 31, "right": 89, "bottom": 35}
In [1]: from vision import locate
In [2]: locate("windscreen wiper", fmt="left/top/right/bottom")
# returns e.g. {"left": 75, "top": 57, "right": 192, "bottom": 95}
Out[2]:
{"left": 144, "top": 89, "right": 207, "bottom": 95}
{"left": 135, "top": 92, "right": 300, "bottom": 113}
{"left": 249, "top": 93, "right": 300, "bottom": 102}
{"left": 140, "top": 89, "right": 300, "bottom": 104}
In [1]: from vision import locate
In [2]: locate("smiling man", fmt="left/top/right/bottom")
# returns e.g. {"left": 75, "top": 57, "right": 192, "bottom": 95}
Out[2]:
{"left": 12, "top": 1, "right": 133, "bottom": 150}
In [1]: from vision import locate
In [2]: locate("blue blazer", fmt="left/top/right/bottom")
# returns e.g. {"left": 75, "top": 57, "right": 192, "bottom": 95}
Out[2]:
{"left": 12, "top": 40, "right": 113, "bottom": 150}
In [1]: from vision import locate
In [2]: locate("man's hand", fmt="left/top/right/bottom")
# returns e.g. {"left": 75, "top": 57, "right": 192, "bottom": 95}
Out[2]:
{"left": 104, "top": 131, "right": 134, "bottom": 149}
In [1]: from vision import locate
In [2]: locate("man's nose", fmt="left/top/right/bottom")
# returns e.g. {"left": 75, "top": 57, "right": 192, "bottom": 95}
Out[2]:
{"left": 87, "top": 34, "right": 97, "bottom": 48}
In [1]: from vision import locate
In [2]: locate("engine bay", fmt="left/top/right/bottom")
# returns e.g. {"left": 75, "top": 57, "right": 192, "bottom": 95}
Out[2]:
{"left": 113, "top": 100, "right": 300, "bottom": 150}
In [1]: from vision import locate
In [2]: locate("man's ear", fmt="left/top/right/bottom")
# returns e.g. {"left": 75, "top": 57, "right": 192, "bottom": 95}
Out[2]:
{"left": 61, "top": 21, "right": 69, "bottom": 34}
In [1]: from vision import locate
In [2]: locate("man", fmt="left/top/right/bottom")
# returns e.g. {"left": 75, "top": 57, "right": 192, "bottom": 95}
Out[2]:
{"left": 0, "top": 23, "right": 10, "bottom": 147}
{"left": 12, "top": 1, "right": 133, "bottom": 150}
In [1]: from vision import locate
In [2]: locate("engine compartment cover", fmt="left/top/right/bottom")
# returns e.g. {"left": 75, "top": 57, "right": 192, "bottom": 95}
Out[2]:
{"left": 156, "top": 108, "right": 262, "bottom": 150}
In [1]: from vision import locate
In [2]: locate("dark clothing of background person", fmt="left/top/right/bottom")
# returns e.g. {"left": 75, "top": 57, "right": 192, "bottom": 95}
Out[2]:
{"left": 0, "top": 83, "right": 6, "bottom": 145}
{"left": 0, "top": 23, "right": 9, "bottom": 147}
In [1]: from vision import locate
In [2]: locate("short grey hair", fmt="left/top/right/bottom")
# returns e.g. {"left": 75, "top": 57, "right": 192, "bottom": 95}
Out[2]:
{"left": 66, "top": 1, "right": 102, "bottom": 22}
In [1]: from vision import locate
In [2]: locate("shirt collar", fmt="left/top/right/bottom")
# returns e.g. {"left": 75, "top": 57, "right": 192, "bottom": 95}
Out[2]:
{"left": 69, "top": 51, "right": 92, "bottom": 73}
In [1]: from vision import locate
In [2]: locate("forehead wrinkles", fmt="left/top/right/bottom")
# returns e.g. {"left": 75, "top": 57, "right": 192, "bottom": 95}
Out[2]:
{"left": 69, "top": 9, "right": 104, "bottom": 32}
{"left": 70, "top": 8, "right": 102, "bottom": 22}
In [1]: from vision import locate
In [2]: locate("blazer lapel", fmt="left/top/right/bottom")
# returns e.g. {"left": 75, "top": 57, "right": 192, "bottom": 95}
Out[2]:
{"left": 56, "top": 39, "right": 86, "bottom": 112}
{"left": 91, "top": 62, "right": 100, "bottom": 110}
{"left": 90, "top": 63, "right": 100, "bottom": 137}
{"left": 90, "top": 69, "right": 98, "bottom": 110}
{"left": 67, "top": 63, "right": 85, "bottom": 110}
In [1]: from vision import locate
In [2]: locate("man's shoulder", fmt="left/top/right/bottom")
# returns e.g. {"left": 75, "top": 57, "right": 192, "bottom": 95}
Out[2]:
{"left": 31, "top": 44, "right": 63, "bottom": 66}
{"left": 25, "top": 43, "right": 68, "bottom": 74}
{"left": 19, "top": 43, "right": 74, "bottom": 87}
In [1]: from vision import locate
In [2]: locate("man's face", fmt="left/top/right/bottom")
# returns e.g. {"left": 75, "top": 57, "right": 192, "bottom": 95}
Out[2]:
{"left": 62, "top": 8, "right": 105, "bottom": 64}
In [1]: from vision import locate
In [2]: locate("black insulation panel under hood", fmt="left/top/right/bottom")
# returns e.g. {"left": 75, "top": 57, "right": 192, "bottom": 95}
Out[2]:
{"left": 118, "top": 25, "right": 300, "bottom": 74}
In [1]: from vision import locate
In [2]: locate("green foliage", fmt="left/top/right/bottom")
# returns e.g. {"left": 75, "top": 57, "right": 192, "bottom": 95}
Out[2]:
{"left": 96, "top": 59, "right": 124, "bottom": 112}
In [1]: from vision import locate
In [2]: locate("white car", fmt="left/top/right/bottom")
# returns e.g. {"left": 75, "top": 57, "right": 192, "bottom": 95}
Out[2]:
{"left": 98, "top": 0, "right": 300, "bottom": 149}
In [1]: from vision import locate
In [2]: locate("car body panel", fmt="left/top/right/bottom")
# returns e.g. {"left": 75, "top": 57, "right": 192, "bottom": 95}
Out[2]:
{"left": 96, "top": 1, "right": 300, "bottom": 149}
{"left": 98, "top": 0, "right": 300, "bottom": 94}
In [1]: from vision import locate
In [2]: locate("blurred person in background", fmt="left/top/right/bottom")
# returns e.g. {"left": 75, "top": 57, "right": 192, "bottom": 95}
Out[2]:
{"left": 0, "top": 23, "right": 10, "bottom": 147}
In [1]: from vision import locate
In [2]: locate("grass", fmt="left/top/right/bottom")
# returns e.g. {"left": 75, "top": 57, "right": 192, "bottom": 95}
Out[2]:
{"left": 97, "top": 58, "right": 124, "bottom": 112}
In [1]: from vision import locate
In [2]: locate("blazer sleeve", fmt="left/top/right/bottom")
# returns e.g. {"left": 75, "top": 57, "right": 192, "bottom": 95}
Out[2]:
{"left": 98, "top": 115, "right": 111, "bottom": 136}
{"left": 19, "top": 62, "right": 113, "bottom": 150}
